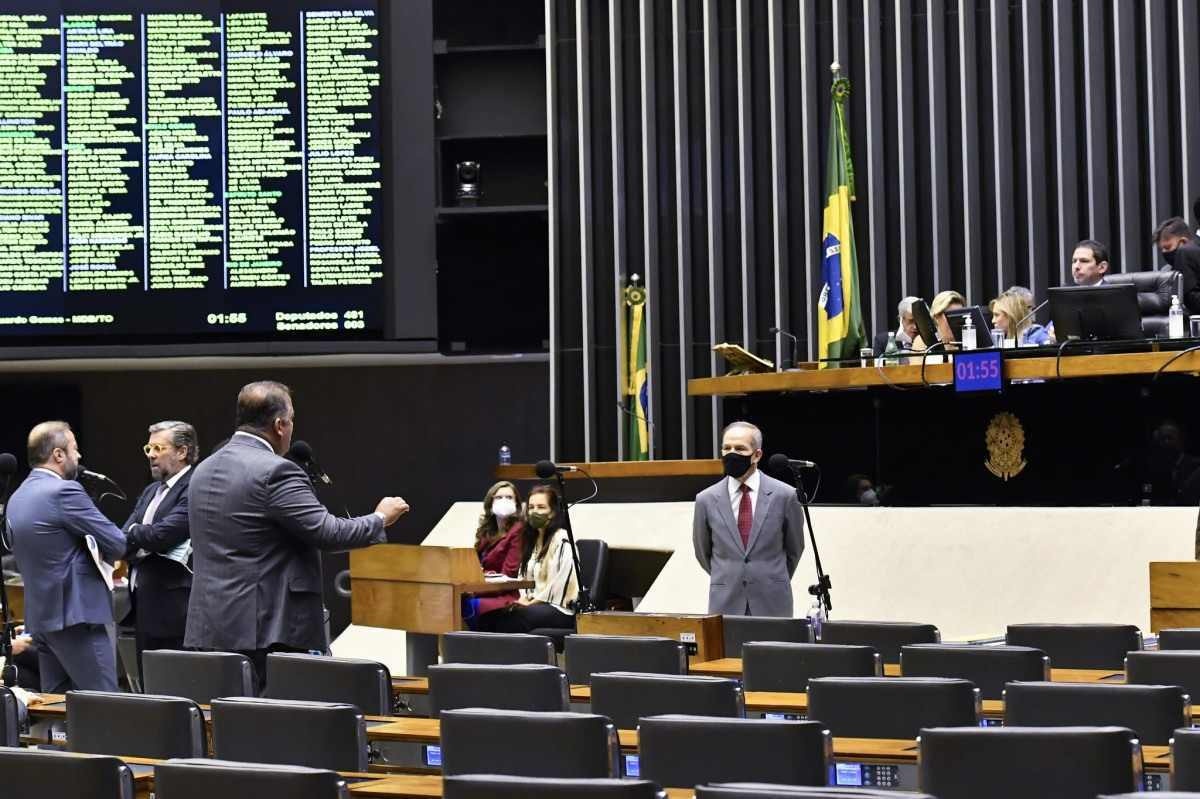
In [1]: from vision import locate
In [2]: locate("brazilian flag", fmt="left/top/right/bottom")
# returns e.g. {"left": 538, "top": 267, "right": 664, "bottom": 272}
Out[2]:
{"left": 624, "top": 278, "right": 649, "bottom": 460}
{"left": 817, "top": 73, "right": 866, "bottom": 368}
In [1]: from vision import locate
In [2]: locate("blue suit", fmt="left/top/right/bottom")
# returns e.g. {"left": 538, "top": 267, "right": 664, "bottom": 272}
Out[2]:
{"left": 7, "top": 469, "right": 126, "bottom": 691}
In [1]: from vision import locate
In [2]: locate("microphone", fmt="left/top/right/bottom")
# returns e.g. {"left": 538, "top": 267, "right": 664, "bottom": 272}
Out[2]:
{"left": 769, "top": 326, "right": 800, "bottom": 368}
{"left": 767, "top": 453, "right": 817, "bottom": 472}
{"left": 80, "top": 467, "right": 115, "bottom": 483}
{"left": 1015, "top": 299, "right": 1050, "bottom": 331}
{"left": 0, "top": 453, "right": 15, "bottom": 478}
{"left": 535, "top": 459, "right": 580, "bottom": 479}
{"left": 78, "top": 465, "right": 127, "bottom": 501}
{"left": 286, "top": 440, "right": 332, "bottom": 485}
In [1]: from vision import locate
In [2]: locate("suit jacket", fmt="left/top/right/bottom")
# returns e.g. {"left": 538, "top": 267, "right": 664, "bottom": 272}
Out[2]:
{"left": 6, "top": 470, "right": 126, "bottom": 635}
{"left": 692, "top": 471, "right": 805, "bottom": 617}
{"left": 123, "top": 469, "right": 193, "bottom": 638}
{"left": 183, "top": 434, "right": 386, "bottom": 652}
{"left": 1170, "top": 242, "right": 1200, "bottom": 315}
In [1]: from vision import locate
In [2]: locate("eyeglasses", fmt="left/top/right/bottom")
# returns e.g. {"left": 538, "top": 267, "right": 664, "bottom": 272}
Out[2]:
{"left": 143, "top": 443, "right": 175, "bottom": 456}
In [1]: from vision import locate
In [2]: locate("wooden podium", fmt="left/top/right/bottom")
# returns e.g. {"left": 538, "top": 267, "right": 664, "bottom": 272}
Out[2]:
{"left": 1150, "top": 561, "right": 1200, "bottom": 631}
{"left": 577, "top": 611, "right": 724, "bottom": 661}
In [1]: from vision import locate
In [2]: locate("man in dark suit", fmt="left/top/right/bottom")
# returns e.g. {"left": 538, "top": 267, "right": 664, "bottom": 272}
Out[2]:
{"left": 184, "top": 380, "right": 410, "bottom": 690}
{"left": 6, "top": 421, "right": 126, "bottom": 692}
{"left": 122, "top": 420, "right": 198, "bottom": 673}
{"left": 692, "top": 421, "right": 805, "bottom": 617}
{"left": 1154, "top": 216, "right": 1200, "bottom": 314}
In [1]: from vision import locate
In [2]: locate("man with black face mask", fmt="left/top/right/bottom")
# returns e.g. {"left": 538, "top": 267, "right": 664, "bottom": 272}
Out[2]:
{"left": 1154, "top": 216, "right": 1200, "bottom": 315}
{"left": 692, "top": 421, "right": 805, "bottom": 616}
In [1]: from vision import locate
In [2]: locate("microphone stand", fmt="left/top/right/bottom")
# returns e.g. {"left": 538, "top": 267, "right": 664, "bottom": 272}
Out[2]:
{"left": 788, "top": 464, "right": 832, "bottom": 616}
{"left": 551, "top": 471, "right": 595, "bottom": 614}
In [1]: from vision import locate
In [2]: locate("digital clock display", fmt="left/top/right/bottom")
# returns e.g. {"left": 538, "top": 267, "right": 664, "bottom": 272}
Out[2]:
{"left": 953, "top": 350, "right": 1003, "bottom": 393}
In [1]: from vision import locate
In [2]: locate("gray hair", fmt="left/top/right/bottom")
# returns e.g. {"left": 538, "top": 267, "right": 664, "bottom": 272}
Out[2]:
{"left": 897, "top": 296, "right": 920, "bottom": 323}
{"left": 1004, "top": 285, "right": 1034, "bottom": 305}
{"left": 722, "top": 421, "right": 763, "bottom": 451}
{"left": 148, "top": 420, "right": 200, "bottom": 465}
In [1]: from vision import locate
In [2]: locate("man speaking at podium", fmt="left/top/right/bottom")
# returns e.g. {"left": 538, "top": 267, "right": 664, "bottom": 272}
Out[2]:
{"left": 185, "top": 380, "right": 410, "bottom": 688}
{"left": 693, "top": 421, "right": 804, "bottom": 617}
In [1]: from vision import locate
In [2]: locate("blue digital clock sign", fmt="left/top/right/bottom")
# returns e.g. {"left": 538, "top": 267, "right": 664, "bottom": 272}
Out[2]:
{"left": 953, "top": 350, "right": 1003, "bottom": 393}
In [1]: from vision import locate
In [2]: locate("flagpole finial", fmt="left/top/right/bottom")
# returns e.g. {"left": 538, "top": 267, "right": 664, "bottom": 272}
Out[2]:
{"left": 830, "top": 60, "right": 841, "bottom": 76}
{"left": 630, "top": 273, "right": 641, "bottom": 285}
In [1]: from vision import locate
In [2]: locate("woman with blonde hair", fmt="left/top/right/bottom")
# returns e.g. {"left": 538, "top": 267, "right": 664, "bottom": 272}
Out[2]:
{"left": 912, "top": 289, "right": 966, "bottom": 350}
{"left": 990, "top": 291, "right": 1051, "bottom": 345}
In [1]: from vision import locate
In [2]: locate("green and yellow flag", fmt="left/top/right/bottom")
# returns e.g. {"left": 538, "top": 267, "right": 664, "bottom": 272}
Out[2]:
{"left": 817, "top": 72, "right": 866, "bottom": 368}
{"left": 624, "top": 277, "right": 649, "bottom": 460}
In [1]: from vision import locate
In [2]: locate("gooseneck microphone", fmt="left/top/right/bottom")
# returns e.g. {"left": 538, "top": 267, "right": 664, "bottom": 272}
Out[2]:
{"left": 766, "top": 453, "right": 817, "bottom": 471}
{"left": 535, "top": 459, "right": 579, "bottom": 478}
{"left": 286, "top": 440, "right": 332, "bottom": 485}
{"left": 769, "top": 326, "right": 800, "bottom": 368}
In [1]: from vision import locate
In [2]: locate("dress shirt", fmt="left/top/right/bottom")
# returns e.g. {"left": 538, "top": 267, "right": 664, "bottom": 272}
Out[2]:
{"left": 727, "top": 468, "right": 761, "bottom": 518}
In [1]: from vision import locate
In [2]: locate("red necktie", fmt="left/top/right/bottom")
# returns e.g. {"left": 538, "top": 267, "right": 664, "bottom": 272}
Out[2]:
{"left": 738, "top": 484, "right": 753, "bottom": 549}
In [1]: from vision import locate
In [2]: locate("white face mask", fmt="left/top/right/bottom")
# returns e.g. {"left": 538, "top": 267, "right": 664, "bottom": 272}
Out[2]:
{"left": 491, "top": 498, "right": 517, "bottom": 519}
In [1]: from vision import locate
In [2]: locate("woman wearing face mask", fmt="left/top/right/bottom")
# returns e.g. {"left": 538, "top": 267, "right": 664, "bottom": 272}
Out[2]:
{"left": 465, "top": 482, "right": 526, "bottom": 627}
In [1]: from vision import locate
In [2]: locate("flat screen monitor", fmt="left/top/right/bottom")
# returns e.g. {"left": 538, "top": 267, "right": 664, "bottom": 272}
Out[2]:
{"left": 944, "top": 306, "right": 992, "bottom": 344}
{"left": 1048, "top": 284, "right": 1144, "bottom": 341}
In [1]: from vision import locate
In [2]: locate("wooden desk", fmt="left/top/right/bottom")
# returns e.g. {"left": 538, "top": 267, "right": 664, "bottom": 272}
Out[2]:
{"left": 578, "top": 611, "right": 725, "bottom": 662}
{"left": 349, "top": 776, "right": 695, "bottom": 798}
{"left": 1150, "top": 561, "right": 1200, "bottom": 631}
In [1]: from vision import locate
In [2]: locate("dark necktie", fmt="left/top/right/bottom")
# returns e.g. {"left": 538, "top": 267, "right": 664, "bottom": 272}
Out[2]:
{"left": 738, "top": 483, "right": 753, "bottom": 549}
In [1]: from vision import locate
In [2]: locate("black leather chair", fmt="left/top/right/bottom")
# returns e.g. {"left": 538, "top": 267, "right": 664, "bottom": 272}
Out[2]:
{"left": 918, "top": 726, "right": 1141, "bottom": 799}
{"left": 590, "top": 672, "right": 743, "bottom": 730}
{"left": 1005, "top": 623, "right": 1142, "bottom": 669}
{"left": 741, "top": 643, "right": 879, "bottom": 692}
{"left": 428, "top": 663, "right": 569, "bottom": 715}
{"left": 638, "top": 714, "right": 828, "bottom": 788}
{"left": 0, "top": 748, "right": 136, "bottom": 799}
{"left": 66, "top": 690, "right": 205, "bottom": 759}
{"left": 899, "top": 644, "right": 1048, "bottom": 700}
{"left": 264, "top": 652, "right": 392, "bottom": 715}
{"left": 817, "top": 621, "right": 939, "bottom": 662}
{"left": 440, "top": 631, "right": 557, "bottom": 665}
{"left": 1159, "top": 629, "right": 1200, "bottom": 650}
{"left": 805, "top": 677, "right": 978, "bottom": 739}
{"left": 1170, "top": 727, "right": 1200, "bottom": 790}
{"left": 1102, "top": 270, "right": 1183, "bottom": 336}
{"left": 577, "top": 539, "right": 610, "bottom": 607}
{"left": 142, "top": 650, "right": 256, "bottom": 704}
{"left": 1099, "top": 795, "right": 1200, "bottom": 799}
{"left": 0, "top": 685, "right": 19, "bottom": 747}
{"left": 1127, "top": 650, "right": 1200, "bottom": 701}
{"left": 154, "top": 758, "right": 350, "bottom": 799}
{"left": 1003, "top": 681, "right": 1187, "bottom": 745}
{"left": 444, "top": 775, "right": 666, "bottom": 798}
{"left": 440, "top": 708, "right": 620, "bottom": 778}
{"left": 210, "top": 697, "right": 368, "bottom": 772}
{"left": 722, "top": 616, "right": 813, "bottom": 658}
{"left": 696, "top": 787, "right": 936, "bottom": 798}
{"left": 564, "top": 635, "right": 688, "bottom": 685}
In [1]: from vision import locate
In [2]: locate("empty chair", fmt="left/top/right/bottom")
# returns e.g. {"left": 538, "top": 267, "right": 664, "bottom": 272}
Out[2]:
{"left": 66, "top": 690, "right": 205, "bottom": 759}
{"left": 1003, "top": 682, "right": 1186, "bottom": 745}
{"left": 696, "top": 787, "right": 936, "bottom": 798}
{"left": 722, "top": 616, "right": 812, "bottom": 658}
{"left": 577, "top": 539, "right": 610, "bottom": 607}
{"left": 1158, "top": 629, "right": 1200, "bottom": 650}
{"left": 806, "top": 677, "right": 978, "bottom": 739}
{"left": 741, "top": 643, "right": 879, "bottom": 693}
{"left": 210, "top": 696, "right": 368, "bottom": 772}
{"left": 590, "top": 672, "right": 743, "bottom": 730}
{"left": 0, "top": 748, "right": 135, "bottom": 799}
{"left": 154, "top": 758, "right": 349, "bottom": 799}
{"left": 444, "top": 774, "right": 665, "bottom": 798}
{"left": 1170, "top": 727, "right": 1200, "bottom": 791}
{"left": 1128, "top": 651, "right": 1200, "bottom": 700}
{"left": 639, "top": 714, "right": 828, "bottom": 788}
{"left": 818, "top": 621, "right": 939, "bottom": 662}
{"left": 565, "top": 635, "right": 687, "bottom": 685}
{"left": 428, "top": 663, "right": 569, "bottom": 716}
{"left": 142, "top": 650, "right": 256, "bottom": 704}
{"left": 0, "top": 685, "right": 18, "bottom": 747}
{"left": 1005, "top": 623, "right": 1141, "bottom": 669}
{"left": 440, "top": 708, "right": 619, "bottom": 778}
{"left": 918, "top": 726, "right": 1141, "bottom": 799}
{"left": 899, "top": 644, "right": 1048, "bottom": 700}
{"left": 441, "top": 631, "right": 557, "bottom": 665}
{"left": 264, "top": 652, "right": 392, "bottom": 715}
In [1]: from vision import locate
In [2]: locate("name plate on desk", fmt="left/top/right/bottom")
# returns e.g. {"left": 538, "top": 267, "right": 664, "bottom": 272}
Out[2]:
{"left": 954, "top": 349, "right": 1003, "bottom": 393}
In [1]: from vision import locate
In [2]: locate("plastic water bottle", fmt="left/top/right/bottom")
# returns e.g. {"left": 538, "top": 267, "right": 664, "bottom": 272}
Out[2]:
{"left": 498, "top": 444, "right": 512, "bottom": 465}
{"left": 882, "top": 332, "right": 901, "bottom": 365}
{"left": 807, "top": 597, "right": 825, "bottom": 640}
{"left": 961, "top": 316, "right": 977, "bottom": 350}
{"left": 1169, "top": 295, "right": 1186, "bottom": 339}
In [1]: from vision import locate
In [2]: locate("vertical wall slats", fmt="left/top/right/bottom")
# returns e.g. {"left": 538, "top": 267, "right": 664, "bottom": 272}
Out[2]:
{"left": 957, "top": 0, "right": 983, "bottom": 302}
{"left": 798, "top": 0, "right": 820, "bottom": 361}
{"left": 1051, "top": 0, "right": 1078, "bottom": 286}
{"left": 671, "top": 0, "right": 694, "bottom": 458}
{"left": 1081, "top": 1, "right": 1109, "bottom": 244}
{"left": 1179, "top": 1, "right": 1200, "bottom": 221}
{"left": 639, "top": 0, "right": 661, "bottom": 458}
{"left": 766, "top": 0, "right": 788, "bottom": 371}
{"left": 575, "top": 0, "right": 596, "bottom": 462}
{"left": 1020, "top": 0, "right": 1047, "bottom": 297}
{"left": 1112, "top": 0, "right": 1140, "bottom": 272}
{"left": 988, "top": 0, "right": 1015, "bottom": 294}
{"left": 736, "top": 0, "right": 755, "bottom": 349}
{"left": 608, "top": 0, "right": 627, "bottom": 461}
{"left": 546, "top": 0, "right": 558, "bottom": 460}
{"left": 703, "top": 0, "right": 722, "bottom": 453}
{"left": 1145, "top": 0, "right": 1171, "bottom": 239}
{"left": 926, "top": 0, "right": 950, "bottom": 294}
{"left": 862, "top": 0, "right": 887, "bottom": 335}
{"left": 893, "top": 0, "right": 915, "bottom": 298}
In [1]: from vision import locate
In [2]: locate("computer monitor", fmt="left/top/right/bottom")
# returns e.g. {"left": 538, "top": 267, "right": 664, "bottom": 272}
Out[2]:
{"left": 911, "top": 299, "right": 940, "bottom": 347}
{"left": 944, "top": 306, "right": 992, "bottom": 343}
{"left": 1048, "top": 284, "right": 1144, "bottom": 341}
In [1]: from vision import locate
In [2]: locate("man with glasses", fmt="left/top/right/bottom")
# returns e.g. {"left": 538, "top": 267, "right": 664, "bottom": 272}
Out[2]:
{"left": 122, "top": 420, "right": 198, "bottom": 672}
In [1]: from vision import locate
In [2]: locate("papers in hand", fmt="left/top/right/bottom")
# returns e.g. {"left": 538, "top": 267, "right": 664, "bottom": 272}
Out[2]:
{"left": 84, "top": 534, "right": 115, "bottom": 590}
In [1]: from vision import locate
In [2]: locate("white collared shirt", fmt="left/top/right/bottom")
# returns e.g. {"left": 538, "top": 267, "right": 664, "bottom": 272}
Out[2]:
{"left": 726, "top": 467, "right": 761, "bottom": 519}
{"left": 232, "top": 430, "right": 273, "bottom": 451}
{"left": 33, "top": 467, "right": 61, "bottom": 479}
{"left": 163, "top": 463, "right": 191, "bottom": 491}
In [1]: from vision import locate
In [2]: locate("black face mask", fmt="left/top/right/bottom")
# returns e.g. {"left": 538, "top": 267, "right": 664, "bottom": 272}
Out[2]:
{"left": 1164, "top": 248, "right": 1179, "bottom": 266}
{"left": 722, "top": 451, "right": 753, "bottom": 479}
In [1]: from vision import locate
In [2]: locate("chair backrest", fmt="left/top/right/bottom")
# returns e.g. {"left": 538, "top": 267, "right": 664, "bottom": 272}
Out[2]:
{"left": 695, "top": 787, "right": 936, "bottom": 798}
{"left": 441, "top": 631, "right": 557, "bottom": 665}
{"left": 589, "top": 672, "right": 743, "bottom": 730}
{"left": 817, "top": 621, "right": 940, "bottom": 662}
{"left": 1127, "top": 650, "right": 1200, "bottom": 702}
{"left": 722, "top": 616, "right": 813, "bottom": 658}
{"left": 565, "top": 635, "right": 687, "bottom": 685}
{"left": 444, "top": 774, "right": 666, "bottom": 798}
{"left": 264, "top": 652, "right": 392, "bottom": 715}
{"left": 440, "top": 708, "right": 620, "bottom": 778}
{"left": 899, "top": 644, "right": 1048, "bottom": 700}
{"left": 428, "top": 663, "right": 569, "bottom": 716}
{"left": 1005, "top": 623, "right": 1142, "bottom": 669}
{"left": 805, "top": 677, "right": 978, "bottom": 739}
{"left": 639, "top": 714, "right": 828, "bottom": 788}
{"left": 142, "top": 650, "right": 256, "bottom": 704}
{"left": 1003, "top": 681, "right": 1187, "bottom": 745}
{"left": 66, "top": 690, "right": 205, "bottom": 759}
{"left": 1170, "top": 727, "right": 1200, "bottom": 790}
{"left": 1102, "top": 270, "right": 1182, "bottom": 319}
{"left": 577, "top": 539, "right": 610, "bottom": 606}
{"left": 0, "top": 685, "right": 19, "bottom": 747}
{"left": 210, "top": 696, "right": 368, "bottom": 772}
{"left": 0, "top": 748, "right": 135, "bottom": 799}
{"left": 741, "top": 642, "right": 879, "bottom": 692}
{"left": 918, "top": 726, "right": 1141, "bottom": 799}
{"left": 1158, "top": 629, "right": 1200, "bottom": 650}
{"left": 154, "top": 758, "right": 349, "bottom": 799}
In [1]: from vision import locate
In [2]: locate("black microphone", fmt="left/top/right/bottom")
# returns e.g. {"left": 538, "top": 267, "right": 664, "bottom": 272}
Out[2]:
{"left": 535, "top": 459, "right": 580, "bottom": 479}
{"left": 767, "top": 453, "right": 817, "bottom": 472}
{"left": 0, "top": 453, "right": 15, "bottom": 479}
{"left": 77, "top": 465, "right": 127, "bottom": 501}
{"left": 1015, "top": 298, "right": 1050, "bottom": 331}
{"left": 769, "top": 326, "right": 800, "bottom": 368}
{"left": 286, "top": 440, "right": 332, "bottom": 485}
{"left": 80, "top": 466, "right": 116, "bottom": 483}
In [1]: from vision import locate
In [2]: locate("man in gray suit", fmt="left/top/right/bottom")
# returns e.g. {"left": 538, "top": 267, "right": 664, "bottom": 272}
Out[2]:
{"left": 692, "top": 421, "right": 804, "bottom": 617}
{"left": 185, "top": 381, "right": 409, "bottom": 689}
{"left": 7, "top": 421, "right": 126, "bottom": 691}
